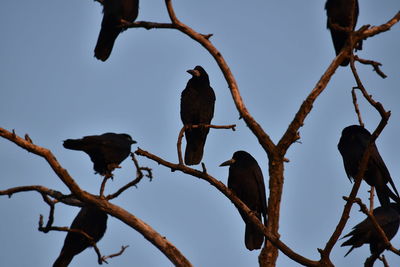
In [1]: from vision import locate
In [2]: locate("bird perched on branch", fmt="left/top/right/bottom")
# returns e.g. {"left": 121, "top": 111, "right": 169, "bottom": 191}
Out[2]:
{"left": 53, "top": 206, "right": 108, "bottom": 267}
{"left": 341, "top": 203, "right": 400, "bottom": 263}
{"left": 325, "top": 0, "right": 361, "bottom": 66}
{"left": 220, "top": 151, "right": 267, "bottom": 250}
{"left": 180, "top": 65, "right": 216, "bottom": 165}
{"left": 94, "top": 0, "right": 139, "bottom": 61}
{"left": 63, "top": 133, "right": 136, "bottom": 176}
{"left": 338, "top": 125, "right": 400, "bottom": 207}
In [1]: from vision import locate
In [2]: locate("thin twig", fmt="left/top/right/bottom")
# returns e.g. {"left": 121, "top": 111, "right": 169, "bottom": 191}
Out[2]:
{"left": 100, "top": 176, "right": 112, "bottom": 197}
{"left": 351, "top": 87, "right": 364, "bottom": 127}
{"left": 355, "top": 56, "right": 387, "bottom": 79}
{"left": 380, "top": 254, "right": 390, "bottom": 267}
{"left": 106, "top": 153, "right": 152, "bottom": 200}
{"left": 0, "top": 185, "right": 82, "bottom": 207}
{"left": 177, "top": 124, "right": 236, "bottom": 165}
{"left": 369, "top": 186, "right": 375, "bottom": 212}
{"left": 101, "top": 245, "right": 129, "bottom": 262}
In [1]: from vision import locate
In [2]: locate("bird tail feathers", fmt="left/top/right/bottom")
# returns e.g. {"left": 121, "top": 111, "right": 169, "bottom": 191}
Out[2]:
{"left": 184, "top": 129, "right": 208, "bottom": 165}
{"left": 53, "top": 251, "right": 74, "bottom": 267}
{"left": 94, "top": 26, "right": 121, "bottom": 61}
{"left": 63, "top": 139, "right": 84, "bottom": 151}
{"left": 244, "top": 220, "right": 264, "bottom": 251}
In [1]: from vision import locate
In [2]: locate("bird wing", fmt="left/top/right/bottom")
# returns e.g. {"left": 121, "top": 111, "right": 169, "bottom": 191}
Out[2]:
{"left": 253, "top": 164, "right": 267, "bottom": 220}
{"left": 370, "top": 146, "right": 400, "bottom": 198}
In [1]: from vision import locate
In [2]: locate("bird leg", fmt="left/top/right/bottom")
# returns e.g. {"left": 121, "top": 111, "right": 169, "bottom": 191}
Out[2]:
{"left": 107, "top": 163, "right": 121, "bottom": 173}
{"left": 120, "top": 19, "right": 132, "bottom": 29}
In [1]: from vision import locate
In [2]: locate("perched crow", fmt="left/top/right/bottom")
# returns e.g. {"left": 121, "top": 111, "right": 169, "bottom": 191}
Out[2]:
{"left": 180, "top": 66, "right": 216, "bottom": 165}
{"left": 338, "top": 125, "right": 400, "bottom": 207}
{"left": 94, "top": 0, "right": 139, "bottom": 61}
{"left": 63, "top": 133, "right": 136, "bottom": 176}
{"left": 341, "top": 203, "right": 400, "bottom": 262}
{"left": 220, "top": 151, "right": 267, "bottom": 250}
{"left": 325, "top": 0, "right": 361, "bottom": 66}
{"left": 53, "top": 206, "right": 108, "bottom": 267}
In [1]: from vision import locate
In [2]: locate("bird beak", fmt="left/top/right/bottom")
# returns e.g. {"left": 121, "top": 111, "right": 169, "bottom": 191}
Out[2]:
{"left": 131, "top": 140, "right": 137, "bottom": 144}
{"left": 187, "top": 69, "right": 201, "bottom": 77}
{"left": 219, "top": 158, "right": 235, "bottom": 167}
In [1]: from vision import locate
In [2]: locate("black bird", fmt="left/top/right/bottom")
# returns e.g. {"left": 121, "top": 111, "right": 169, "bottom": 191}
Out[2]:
{"left": 338, "top": 125, "right": 400, "bottom": 207}
{"left": 341, "top": 203, "right": 400, "bottom": 262}
{"left": 53, "top": 206, "right": 108, "bottom": 267}
{"left": 63, "top": 133, "right": 136, "bottom": 176}
{"left": 220, "top": 151, "right": 267, "bottom": 250}
{"left": 94, "top": 0, "right": 139, "bottom": 61}
{"left": 180, "top": 66, "right": 216, "bottom": 165}
{"left": 325, "top": 0, "right": 361, "bottom": 66}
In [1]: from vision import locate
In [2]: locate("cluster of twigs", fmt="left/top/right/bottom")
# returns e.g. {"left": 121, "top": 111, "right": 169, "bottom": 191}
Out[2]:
{"left": 0, "top": 127, "right": 153, "bottom": 265}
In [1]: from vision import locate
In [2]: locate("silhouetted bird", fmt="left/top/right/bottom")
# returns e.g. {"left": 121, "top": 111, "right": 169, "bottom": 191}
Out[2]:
{"left": 338, "top": 125, "right": 400, "bottom": 207}
{"left": 325, "top": 0, "right": 361, "bottom": 66}
{"left": 220, "top": 151, "right": 267, "bottom": 250}
{"left": 94, "top": 0, "right": 139, "bottom": 61}
{"left": 180, "top": 66, "right": 216, "bottom": 165}
{"left": 63, "top": 133, "right": 136, "bottom": 176}
{"left": 53, "top": 206, "right": 108, "bottom": 267}
{"left": 341, "top": 203, "right": 400, "bottom": 263}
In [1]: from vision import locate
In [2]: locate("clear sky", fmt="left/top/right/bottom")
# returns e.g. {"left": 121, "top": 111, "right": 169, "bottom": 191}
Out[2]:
{"left": 1, "top": 1, "right": 400, "bottom": 266}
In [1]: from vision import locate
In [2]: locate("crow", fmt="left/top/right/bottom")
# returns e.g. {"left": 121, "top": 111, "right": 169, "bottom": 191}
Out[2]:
{"left": 53, "top": 206, "right": 108, "bottom": 267}
{"left": 63, "top": 133, "right": 136, "bottom": 176}
{"left": 180, "top": 66, "right": 216, "bottom": 165}
{"left": 341, "top": 203, "right": 400, "bottom": 263}
{"left": 338, "top": 125, "right": 400, "bottom": 207}
{"left": 220, "top": 151, "right": 267, "bottom": 250}
{"left": 94, "top": 0, "right": 139, "bottom": 61}
{"left": 325, "top": 0, "right": 361, "bottom": 66}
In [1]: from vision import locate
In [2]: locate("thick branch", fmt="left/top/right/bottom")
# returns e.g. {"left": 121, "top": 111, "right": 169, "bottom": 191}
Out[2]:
{"left": 360, "top": 12, "right": 400, "bottom": 39}
{"left": 320, "top": 58, "right": 391, "bottom": 260}
{"left": 136, "top": 147, "right": 319, "bottom": 267}
{"left": 0, "top": 128, "right": 84, "bottom": 196}
{"left": 163, "top": 0, "right": 276, "bottom": 157}
{"left": 0, "top": 185, "right": 82, "bottom": 206}
{"left": 0, "top": 127, "right": 192, "bottom": 267}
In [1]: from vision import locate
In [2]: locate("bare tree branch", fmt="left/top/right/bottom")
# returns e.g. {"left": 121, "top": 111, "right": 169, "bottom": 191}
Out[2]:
{"left": 349, "top": 197, "right": 400, "bottom": 256}
{"left": 355, "top": 56, "right": 387, "bottom": 79}
{"left": 135, "top": 147, "right": 320, "bottom": 267}
{"left": 106, "top": 153, "right": 152, "bottom": 200}
{"left": 101, "top": 245, "right": 130, "bottom": 263}
{"left": 177, "top": 124, "right": 236, "bottom": 164}
{"left": 320, "top": 54, "right": 391, "bottom": 261}
{"left": 0, "top": 127, "right": 192, "bottom": 267}
{"left": 0, "top": 185, "right": 82, "bottom": 207}
{"left": 359, "top": 11, "right": 400, "bottom": 39}
{"left": 351, "top": 87, "right": 364, "bottom": 127}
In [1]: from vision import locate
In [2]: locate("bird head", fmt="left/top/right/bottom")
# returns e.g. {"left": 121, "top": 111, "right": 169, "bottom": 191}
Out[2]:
{"left": 122, "top": 134, "right": 137, "bottom": 144}
{"left": 220, "top": 151, "right": 253, "bottom": 167}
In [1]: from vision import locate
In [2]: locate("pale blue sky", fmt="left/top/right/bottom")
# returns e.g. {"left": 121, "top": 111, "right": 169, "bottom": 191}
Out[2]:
{"left": 1, "top": 1, "right": 400, "bottom": 266}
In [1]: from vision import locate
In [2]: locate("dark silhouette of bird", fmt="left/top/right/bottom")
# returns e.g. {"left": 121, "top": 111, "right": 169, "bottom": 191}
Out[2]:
{"left": 341, "top": 203, "right": 400, "bottom": 263}
{"left": 63, "top": 133, "right": 136, "bottom": 176}
{"left": 94, "top": 0, "right": 139, "bottom": 61}
{"left": 338, "top": 125, "right": 400, "bottom": 207}
{"left": 325, "top": 0, "right": 361, "bottom": 66}
{"left": 180, "top": 65, "right": 216, "bottom": 165}
{"left": 220, "top": 151, "right": 267, "bottom": 250}
{"left": 53, "top": 206, "right": 108, "bottom": 267}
